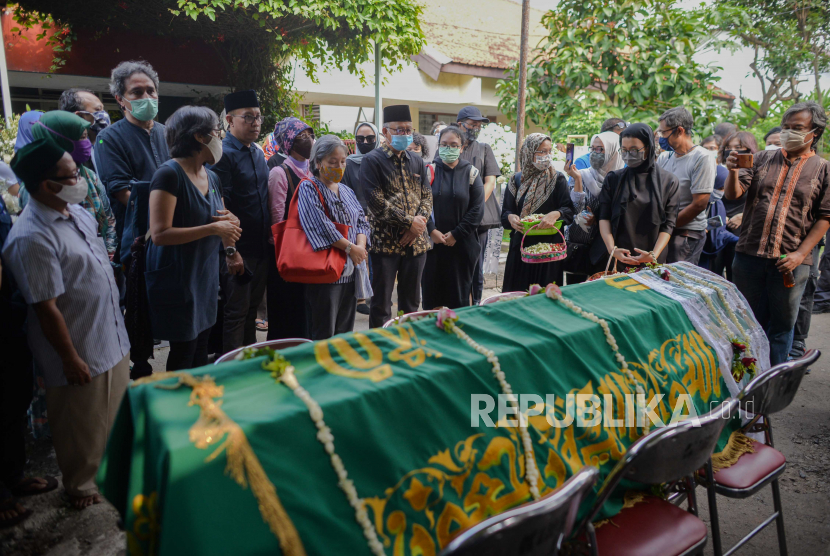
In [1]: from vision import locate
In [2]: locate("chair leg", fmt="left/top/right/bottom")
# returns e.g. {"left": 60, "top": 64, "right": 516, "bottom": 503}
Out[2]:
{"left": 586, "top": 522, "right": 599, "bottom": 556}
{"left": 770, "top": 478, "right": 788, "bottom": 556}
{"left": 686, "top": 475, "right": 699, "bottom": 517}
{"left": 705, "top": 460, "right": 724, "bottom": 556}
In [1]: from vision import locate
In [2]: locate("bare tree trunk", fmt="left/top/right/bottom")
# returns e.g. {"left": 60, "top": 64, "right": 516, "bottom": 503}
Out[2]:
{"left": 515, "top": 0, "right": 531, "bottom": 172}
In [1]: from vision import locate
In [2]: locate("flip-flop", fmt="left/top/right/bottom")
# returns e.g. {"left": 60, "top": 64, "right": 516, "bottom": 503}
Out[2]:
{"left": 255, "top": 319, "right": 268, "bottom": 331}
{"left": 0, "top": 498, "right": 32, "bottom": 529}
{"left": 10, "top": 476, "right": 59, "bottom": 497}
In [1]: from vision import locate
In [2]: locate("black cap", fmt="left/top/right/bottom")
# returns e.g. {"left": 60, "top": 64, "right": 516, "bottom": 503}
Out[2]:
{"left": 383, "top": 105, "right": 412, "bottom": 124}
{"left": 224, "top": 90, "right": 259, "bottom": 113}
{"left": 456, "top": 106, "right": 490, "bottom": 124}
{"left": 11, "top": 138, "right": 66, "bottom": 186}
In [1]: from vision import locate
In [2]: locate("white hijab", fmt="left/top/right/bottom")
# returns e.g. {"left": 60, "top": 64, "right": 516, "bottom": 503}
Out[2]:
{"left": 579, "top": 131, "right": 623, "bottom": 197}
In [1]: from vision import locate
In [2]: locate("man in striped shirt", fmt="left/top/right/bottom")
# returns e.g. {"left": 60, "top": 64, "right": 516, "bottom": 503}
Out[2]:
{"left": 2, "top": 139, "right": 130, "bottom": 510}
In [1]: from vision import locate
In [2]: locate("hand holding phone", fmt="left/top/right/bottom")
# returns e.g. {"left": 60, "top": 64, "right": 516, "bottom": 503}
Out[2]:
{"left": 566, "top": 143, "right": 574, "bottom": 164}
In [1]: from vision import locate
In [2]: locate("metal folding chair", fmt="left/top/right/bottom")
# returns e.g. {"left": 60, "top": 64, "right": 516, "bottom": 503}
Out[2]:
{"left": 702, "top": 349, "right": 820, "bottom": 556}
{"left": 382, "top": 310, "right": 439, "bottom": 328}
{"left": 213, "top": 338, "right": 312, "bottom": 364}
{"left": 439, "top": 466, "right": 600, "bottom": 556}
{"left": 571, "top": 398, "right": 740, "bottom": 556}
{"left": 479, "top": 291, "right": 528, "bottom": 305}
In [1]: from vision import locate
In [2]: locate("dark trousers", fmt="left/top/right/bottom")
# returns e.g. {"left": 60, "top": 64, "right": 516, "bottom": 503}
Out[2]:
{"left": 306, "top": 281, "right": 357, "bottom": 340}
{"left": 711, "top": 240, "right": 738, "bottom": 281}
{"left": 220, "top": 255, "right": 268, "bottom": 353}
{"left": 369, "top": 252, "right": 427, "bottom": 328}
{"left": 471, "top": 231, "right": 489, "bottom": 306}
{"left": 266, "top": 250, "right": 309, "bottom": 341}
{"left": 790, "top": 244, "right": 822, "bottom": 358}
{"left": 167, "top": 328, "right": 211, "bottom": 371}
{"left": 813, "top": 230, "right": 830, "bottom": 311}
{"left": 0, "top": 342, "right": 33, "bottom": 498}
{"left": 667, "top": 230, "right": 706, "bottom": 265}
{"left": 733, "top": 252, "right": 811, "bottom": 366}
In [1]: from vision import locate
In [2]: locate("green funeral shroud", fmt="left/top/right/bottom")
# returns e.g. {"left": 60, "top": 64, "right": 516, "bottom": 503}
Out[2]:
{"left": 99, "top": 275, "right": 739, "bottom": 556}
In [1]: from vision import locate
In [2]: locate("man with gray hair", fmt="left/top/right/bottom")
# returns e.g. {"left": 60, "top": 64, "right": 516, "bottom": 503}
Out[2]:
{"left": 656, "top": 106, "right": 715, "bottom": 264}
{"left": 96, "top": 60, "right": 169, "bottom": 378}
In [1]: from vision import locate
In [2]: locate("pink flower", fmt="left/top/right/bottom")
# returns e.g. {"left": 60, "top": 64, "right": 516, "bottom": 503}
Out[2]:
{"left": 436, "top": 307, "right": 458, "bottom": 332}
{"left": 660, "top": 269, "right": 671, "bottom": 281}
{"left": 742, "top": 357, "right": 757, "bottom": 368}
{"left": 545, "top": 283, "right": 561, "bottom": 298}
{"left": 528, "top": 284, "right": 543, "bottom": 296}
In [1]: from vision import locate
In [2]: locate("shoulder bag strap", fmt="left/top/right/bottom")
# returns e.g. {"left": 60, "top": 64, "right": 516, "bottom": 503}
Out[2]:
{"left": 307, "top": 179, "right": 335, "bottom": 222}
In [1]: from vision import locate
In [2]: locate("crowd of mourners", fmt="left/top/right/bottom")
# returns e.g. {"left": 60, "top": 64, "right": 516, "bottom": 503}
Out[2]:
{"left": 0, "top": 59, "right": 829, "bottom": 526}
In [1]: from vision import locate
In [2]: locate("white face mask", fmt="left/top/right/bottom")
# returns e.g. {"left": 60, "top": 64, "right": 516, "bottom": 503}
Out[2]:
{"left": 533, "top": 154, "right": 551, "bottom": 171}
{"left": 765, "top": 144, "right": 781, "bottom": 151}
{"left": 50, "top": 177, "right": 88, "bottom": 205}
{"left": 779, "top": 128, "right": 815, "bottom": 151}
{"left": 201, "top": 135, "right": 224, "bottom": 164}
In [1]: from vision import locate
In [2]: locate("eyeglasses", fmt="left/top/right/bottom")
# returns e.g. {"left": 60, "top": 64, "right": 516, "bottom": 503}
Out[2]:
{"left": 387, "top": 126, "right": 413, "bottom": 136}
{"left": 355, "top": 135, "right": 376, "bottom": 144}
{"left": 460, "top": 122, "right": 482, "bottom": 131}
{"left": 232, "top": 114, "right": 263, "bottom": 125}
{"left": 48, "top": 169, "right": 82, "bottom": 182}
{"left": 589, "top": 147, "right": 605, "bottom": 154}
{"left": 611, "top": 121, "right": 628, "bottom": 130}
{"left": 655, "top": 127, "right": 677, "bottom": 138}
{"left": 620, "top": 147, "right": 647, "bottom": 155}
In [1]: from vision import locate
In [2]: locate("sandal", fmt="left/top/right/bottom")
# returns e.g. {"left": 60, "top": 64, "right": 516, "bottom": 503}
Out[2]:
{"left": 10, "top": 476, "right": 58, "bottom": 497}
{"left": 255, "top": 319, "right": 268, "bottom": 331}
{"left": 0, "top": 498, "right": 32, "bottom": 529}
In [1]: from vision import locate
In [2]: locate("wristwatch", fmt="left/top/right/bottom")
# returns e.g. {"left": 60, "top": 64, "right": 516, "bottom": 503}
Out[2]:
{"left": 345, "top": 243, "right": 353, "bottom": 255}
{"left": 225, "top": 246, "right": 237, "bottom": 257}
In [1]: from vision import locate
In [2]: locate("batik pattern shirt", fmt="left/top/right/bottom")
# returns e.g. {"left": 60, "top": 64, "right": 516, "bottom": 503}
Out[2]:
{"left": 359, "top": 144, "right": 433, "bottom": 256}
{"left": 736, "top": 149, "right": 830, "bottom": 266}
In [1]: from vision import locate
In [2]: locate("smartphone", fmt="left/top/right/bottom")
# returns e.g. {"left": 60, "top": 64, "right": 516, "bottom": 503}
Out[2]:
{"left": 707, "top": 215, "right": 724, "bottom": 228}
{"left": 566, "top": 143, "right": 574, "bottom": 164}
{"left": 736, "top": 153, "right": 753, "bottom": 168}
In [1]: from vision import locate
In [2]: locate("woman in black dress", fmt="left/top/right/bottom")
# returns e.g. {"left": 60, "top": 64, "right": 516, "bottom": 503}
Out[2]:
{"left": 421, "top": 126, "right": 484, "bottom": 309}
{"left": 594, "top": 123, "right": 680, "bottom": 271}
{"left": 502, "top": 133, "right": 575, "bottom": 292}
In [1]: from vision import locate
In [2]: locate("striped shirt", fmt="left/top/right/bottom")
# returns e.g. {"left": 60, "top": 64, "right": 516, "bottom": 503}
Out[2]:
{"left": 2, "top": 199, "right": 130, "bottom": 387}
{"left": 297, "top": 177, "right": 371, "bottom": 284}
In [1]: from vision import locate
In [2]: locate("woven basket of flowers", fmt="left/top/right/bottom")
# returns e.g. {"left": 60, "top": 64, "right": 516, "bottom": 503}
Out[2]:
{"left": 520, "top": 224, "right": 567, "bottom": 264}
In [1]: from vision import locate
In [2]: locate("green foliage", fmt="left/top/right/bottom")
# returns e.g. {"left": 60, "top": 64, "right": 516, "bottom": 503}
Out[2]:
{"left": 497, "top": 0, "right": 729, "bottom": 132}
{"left": 1, "top": 113, "right": 22, "bottom": 164}
{"left": 547, "top": 112, "right": 606, "bottom": 145}
{"left": 10, "top": 6, "right": 75, "bottom": 72}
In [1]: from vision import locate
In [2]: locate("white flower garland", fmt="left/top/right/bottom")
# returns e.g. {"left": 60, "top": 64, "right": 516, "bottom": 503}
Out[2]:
{"left": 280, "top": 367, "right": 386, "bottom": 556}
{"left": 448, "top": 323, "right": 542, "bottom": 500}
{"left": 543, "top": 284, "right": 650, "bottom": 433}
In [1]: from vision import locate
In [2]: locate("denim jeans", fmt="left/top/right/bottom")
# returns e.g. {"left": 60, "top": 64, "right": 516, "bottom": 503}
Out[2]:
{"left": 732, "top": 252, "right": 810, "bottom": 366}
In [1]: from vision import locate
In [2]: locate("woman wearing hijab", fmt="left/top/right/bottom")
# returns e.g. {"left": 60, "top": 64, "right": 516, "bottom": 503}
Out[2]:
{"left": 13, "top": 111, "right": 42, "bottom": 152}
{"left": 564, "top": 131, "right": 624, "bottom": 281}
{"left": 502, "top": 133, "right": 575, "bottom": 292}
{"left": 594, "top": 123, "right": 680, "bottom": 271}
{"left": 266, "top": 117, "right": 316, "bottom": 340}
{"left": 421, "top": 126, "right": 484, "bottom": 309}
{"left": 30, "top": 111, "right": 119, "bottom": 260}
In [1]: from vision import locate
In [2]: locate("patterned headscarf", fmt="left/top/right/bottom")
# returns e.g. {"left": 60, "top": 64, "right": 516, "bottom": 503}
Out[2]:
{"left": 510, "top": 133, "right": 558, "bottom": 217}
{"left": 274, "top": 117, "right": 312, "bottom": 156}
{"left": 263, "top": 132, "right": 279, "bottom": 160}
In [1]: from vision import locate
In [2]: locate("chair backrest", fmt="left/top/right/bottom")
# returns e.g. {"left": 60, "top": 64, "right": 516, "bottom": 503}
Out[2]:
{"left": 382, "top": 310, "right": 439, "bottom": 328}
{"left": 578, "top": 398, "right": 740, "bottom": 529}
{"left": 213, "top": 338, "right": 312, "bottom": 365}
{"left": 480, "top": 292, "right": 528, "bottom": 306}
{"left": 738, "top": 349, "right": 819, "bottom": 416}
{"left": 439, "top": 466, "right": 599, "bottom": 556}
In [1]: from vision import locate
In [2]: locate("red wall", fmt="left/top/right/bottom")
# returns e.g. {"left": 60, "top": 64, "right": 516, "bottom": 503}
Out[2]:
{"left": 2, "top": 11, "right": 229, "bottom": 86}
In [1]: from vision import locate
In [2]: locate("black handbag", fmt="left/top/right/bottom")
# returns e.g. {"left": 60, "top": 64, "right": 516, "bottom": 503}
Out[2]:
{"left": 564, "top": 241, "right": 593, "bottom": 275}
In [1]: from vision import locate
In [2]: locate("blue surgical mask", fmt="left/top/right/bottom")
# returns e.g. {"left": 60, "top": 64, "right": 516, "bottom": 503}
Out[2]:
{"left": 390, "top": 134, "right": 413, "bottom": 151}
{"left": 658, "top": 136, "right": 674, "bottom": 152}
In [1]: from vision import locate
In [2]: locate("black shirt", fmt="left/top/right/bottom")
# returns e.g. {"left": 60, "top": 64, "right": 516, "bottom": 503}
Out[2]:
{"left": 209, "top": 134, "right": 270, "bottom": 259}
{"left": 459, "top": 140, "right": 500, "bottom": 178}
{"left": 95, "top": 118, "right": 170, "bottom": 262}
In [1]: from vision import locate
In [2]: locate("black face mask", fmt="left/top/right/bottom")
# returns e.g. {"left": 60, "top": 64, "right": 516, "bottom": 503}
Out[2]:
{"left": 464, "top": 127, "right": 479, "bottom": 143}
{"left": 356, "top": 141, "right": 375, "bottom": 155}
{"left": 293, "top": 135, "right": 313, "bottom": 159}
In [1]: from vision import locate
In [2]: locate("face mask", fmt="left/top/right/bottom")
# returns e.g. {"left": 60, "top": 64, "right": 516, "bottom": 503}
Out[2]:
{"left": 200, "top": 135, "right": 223, "bottom": 164}
{"left": 464, "top": 127, "right": 479, "bottom": 143}
{"left": 91, "top": 110, "right": 111, "bottom": 132}
{"left": 51, "top": 177, "right": 88, "bottom": 205}
{"left": 779, "top": 128, "right": 815, "bottom": 151}
{"left": 319, "top": 166, "right": 344, "bottom": 183}
{"left": 356, "top": 141, "right": 375, "bottom": 155}
{"left": 707, "top": 150, "right": 719, "bottom": 161}
{"left": 765, "top": 144, "right": 781, "bottom": 151}
{"left": 589, "top": 152, "right": 605, "bottom": 170}
{"left": 658, "top": 136, "right": 674, "bottom": 152}
{"left": 71, "top": 138, "right": 93, "bottom": 164}
{"left": 532, "top": 155, "right": 551, "bottom": 171}
{"left": 293, "top": 135, "right": 314, "bottom": 159}
{"left": 439, "top": 146, "right": 461, "bottom": 163}
{"left": 390, "top": 134, "right": 413, "bottom": 151}
{"left": 621, "top": 151, "right": 645, "bottom": 167}
{"left": 125, "top": 98, "right": 158, "bottom": 122}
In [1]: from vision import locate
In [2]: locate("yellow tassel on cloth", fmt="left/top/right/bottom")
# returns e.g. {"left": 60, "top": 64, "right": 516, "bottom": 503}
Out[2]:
{"left": 711, "top": 430, "right": 755, "bottom": 472}
{"left": 131, "top": 372, "right": 307, "bottom": 556}
{"left": 593, "top": 491, "right": 648, "bottom": 529}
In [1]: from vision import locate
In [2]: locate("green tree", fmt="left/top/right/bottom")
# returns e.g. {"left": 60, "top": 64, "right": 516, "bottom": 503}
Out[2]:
{"left": 714, "top": 0, "right": 830, "bottom": 124}
{"left": 497, "top": 0, "right": 729, "bottom": 131}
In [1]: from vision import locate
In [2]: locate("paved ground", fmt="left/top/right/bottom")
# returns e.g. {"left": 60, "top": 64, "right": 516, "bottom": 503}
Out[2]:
{"left": 2, "top": 271, "right": 829, "bottom": 555}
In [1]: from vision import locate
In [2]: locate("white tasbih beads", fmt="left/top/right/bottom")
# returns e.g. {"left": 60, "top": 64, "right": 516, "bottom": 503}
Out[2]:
{"left": 280, "top": 367, "right": 386, "bottom": 556}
